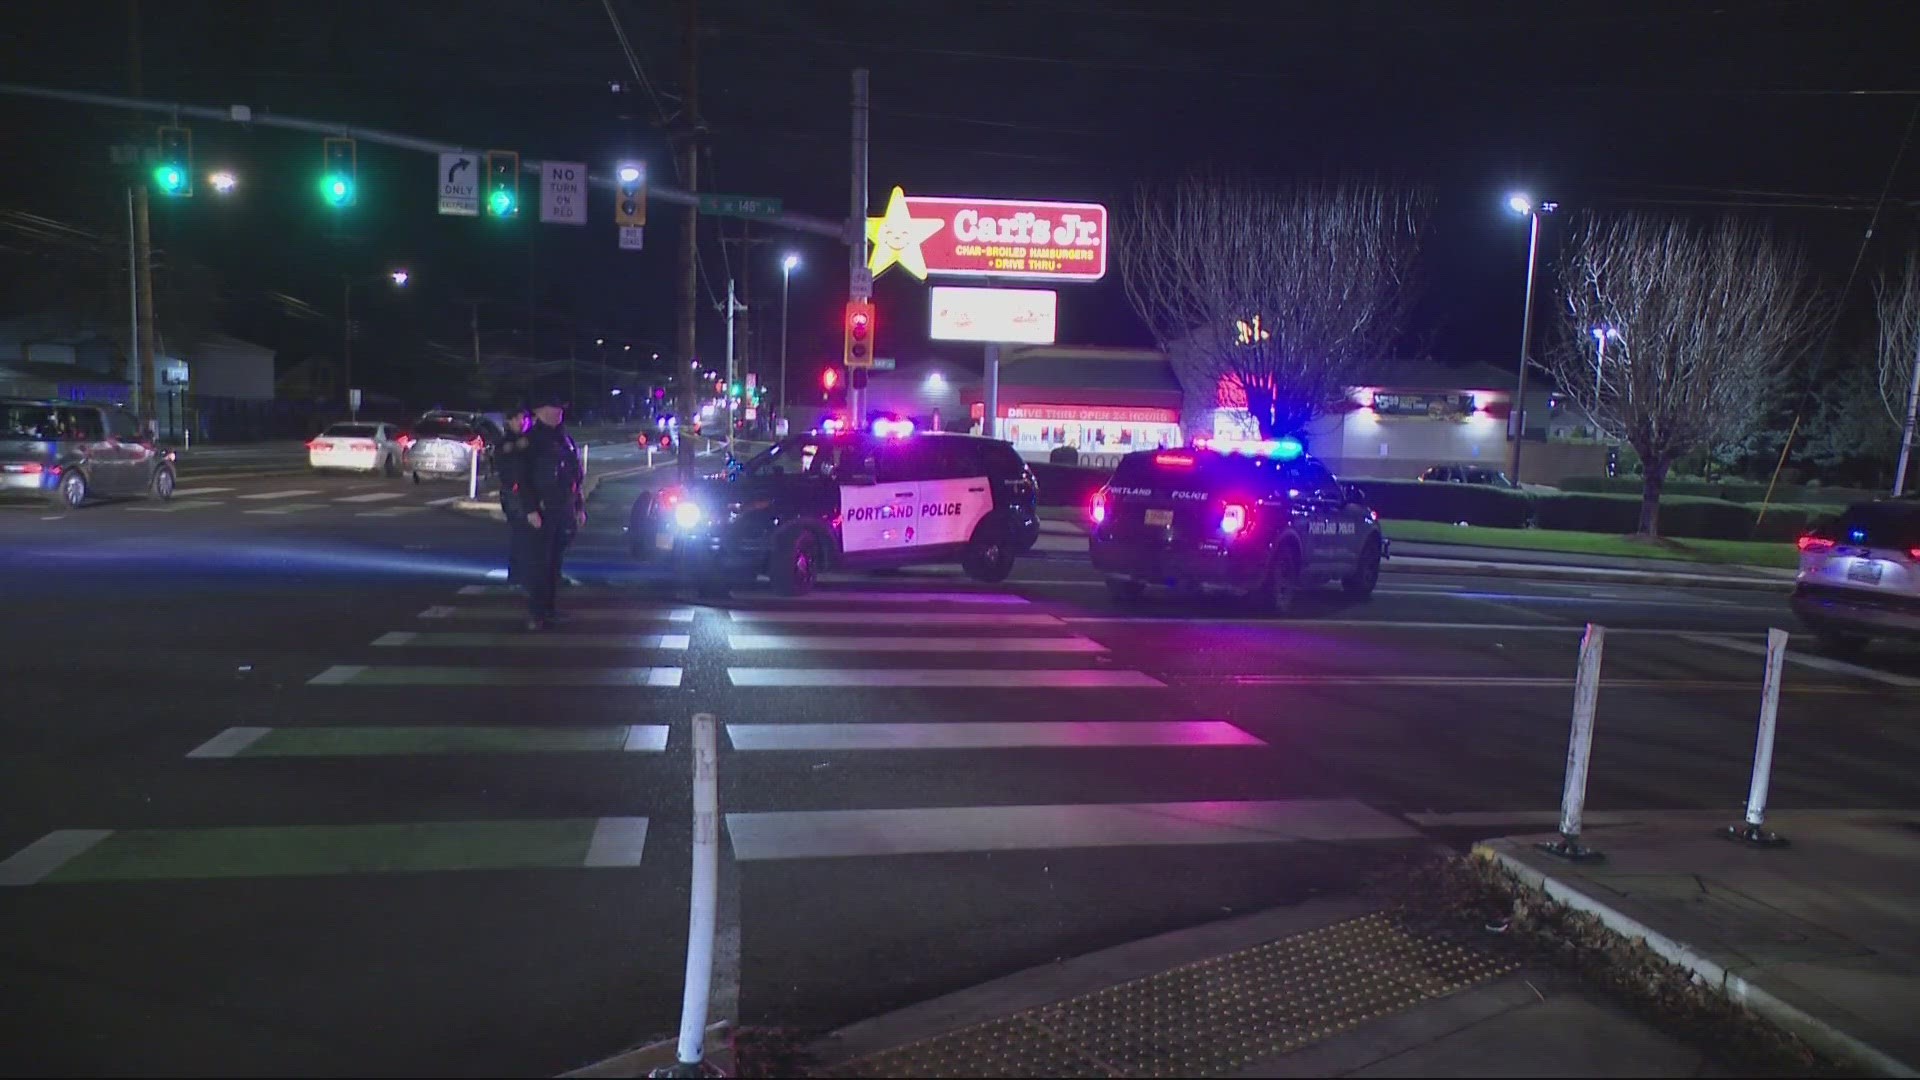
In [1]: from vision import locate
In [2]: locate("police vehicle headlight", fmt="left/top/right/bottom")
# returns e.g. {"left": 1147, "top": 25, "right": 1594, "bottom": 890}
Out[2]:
{"left": 673, "top": 501, "right": 704, "bottom": 529}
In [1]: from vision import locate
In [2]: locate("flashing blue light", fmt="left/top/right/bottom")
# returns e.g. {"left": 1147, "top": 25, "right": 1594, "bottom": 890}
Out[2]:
{"left": 1271, "top": 436, "right": 1304, "bottom": 460}
{"left": 1850, "top": 529, "right": 1867, "bottom": 542}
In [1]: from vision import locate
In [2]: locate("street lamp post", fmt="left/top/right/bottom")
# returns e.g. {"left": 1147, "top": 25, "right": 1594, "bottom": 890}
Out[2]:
{"left": 1506, "top": 194, "right": 1556, "bottom": 483}
{"left": 780, "top": 253, "right": 799, "bottom": 421}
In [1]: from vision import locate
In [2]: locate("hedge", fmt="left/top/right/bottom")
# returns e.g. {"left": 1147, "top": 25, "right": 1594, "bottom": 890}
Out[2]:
{"left": 1349, "top": 479, "right": 1534, "bottom": 528}
{"left": 1028, "top": 461, "right": 1110, "bottom": 508}
{"left": 1557, "top": 474, "right": 1872, "bottom": 506}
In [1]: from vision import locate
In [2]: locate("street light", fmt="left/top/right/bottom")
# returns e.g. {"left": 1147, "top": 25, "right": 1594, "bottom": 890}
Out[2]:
{"left": 389, "top": 269, "right": 410, "bottom": 287}
{"left": 780, "top": 253, "right": 801, "bottom": 419}
{"left": 342, "top": 268, "right": 410, "bottom": 418}
{"left": 1506, "top": 192, "right": 1557, "bottom": 483}
{"left": 208, "top": 170, "right": 238, "bottom": 196}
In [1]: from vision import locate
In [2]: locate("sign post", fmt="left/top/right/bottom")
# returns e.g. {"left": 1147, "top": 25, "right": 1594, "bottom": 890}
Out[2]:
{"left": 538, "top": 161, "right": 587, "bottom": 225}
{"left": 436, "top": 152, "right": 478, "bottom": 216}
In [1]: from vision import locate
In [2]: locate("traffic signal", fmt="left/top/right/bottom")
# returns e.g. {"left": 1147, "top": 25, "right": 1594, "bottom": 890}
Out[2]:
{"left": 821, "top": 367, "right": 839, "bottom": 391}
{"left": 614, "top": 161, "right": 646, "bottom": 226}
{"left": 320, "top": 137, "right": 356, "bottom": 207}
{"left": 843, "top": 299, "right": 876, "bottom": 369}
{"left": 154, "top": 126, "right": 192, "bottom": 197}
{"left": 485, "top": 150, "right": 519, "bottom": 217}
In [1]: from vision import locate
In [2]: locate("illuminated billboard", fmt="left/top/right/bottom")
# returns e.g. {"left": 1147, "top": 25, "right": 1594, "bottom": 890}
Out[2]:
{"left": 929, "top": 286, "right": 1059, "bottom": 344}
{"left": 867, "top": 186, "right": 1108, "bottom": 282}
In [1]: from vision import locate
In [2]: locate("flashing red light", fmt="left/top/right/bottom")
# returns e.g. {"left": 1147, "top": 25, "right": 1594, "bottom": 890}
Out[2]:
{"left": 1221, "top": 503, "right": 1248, "bottom": 535}
{"left": 15, "top": 462, "right": 44, "bottom": 475}
{"left": 394, "top": 435, "right": 414, "bottom": 449}
{"left": 1796, "top": 534, "right": 1834, "bottom": 554}
{"left": 1909, "top": 546, "right": 1920, "bottom": 562}
{"left": 822, "top": 368, "right": 840, "bottom": 391}
{"left": 1090, "top": 490, "right": 1109, "bottom": 525}
{"left": 1154, "top": 452, "right": 1195, "bottom": 467}
{"left": 658, "top": 486, "right": 684, "bottom": 508}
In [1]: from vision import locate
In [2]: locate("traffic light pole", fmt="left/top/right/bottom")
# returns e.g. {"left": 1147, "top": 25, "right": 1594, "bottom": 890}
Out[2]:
{"left": 847, "top": 68, "right": 870, "bottom": 429}
{"left": 674, "top": 0, "right": 702, "bottom": 483}
{"left": 132, "top": 184, "right": 159, "bottom": 434}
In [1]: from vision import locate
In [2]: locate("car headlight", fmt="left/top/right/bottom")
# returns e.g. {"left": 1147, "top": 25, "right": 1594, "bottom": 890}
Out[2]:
{"left": 673, "top": 501, "right": 704, "bottom": 529}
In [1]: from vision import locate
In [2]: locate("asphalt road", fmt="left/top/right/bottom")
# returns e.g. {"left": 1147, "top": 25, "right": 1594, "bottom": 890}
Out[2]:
{"left": 3, "top": 467, "right": 1917, "bottom": 1076}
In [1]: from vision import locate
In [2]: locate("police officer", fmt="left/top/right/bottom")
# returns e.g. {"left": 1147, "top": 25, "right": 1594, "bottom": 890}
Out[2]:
{"left": 496, "top": 406, "right": 533, "bottom": 590}
{"left": 501, "top": 393, "right": 585, "bottom": 630}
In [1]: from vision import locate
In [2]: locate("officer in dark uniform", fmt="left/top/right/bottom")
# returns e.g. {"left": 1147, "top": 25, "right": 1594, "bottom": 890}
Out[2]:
{"left": 500, "top": 393, "right": 585, "bottom": 630}
{"left": 496, "top": 406, "right": 533, "bottom": 590}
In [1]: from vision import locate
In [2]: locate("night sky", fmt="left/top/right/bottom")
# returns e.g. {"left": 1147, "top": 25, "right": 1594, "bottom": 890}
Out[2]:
{"left": 3, "top": 0, "right": 1916, "bottom": 395}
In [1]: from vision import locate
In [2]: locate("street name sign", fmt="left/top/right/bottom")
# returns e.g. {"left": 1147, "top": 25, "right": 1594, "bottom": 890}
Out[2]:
{"left": 699, "top": 193, "right": 784, "bottom": 219}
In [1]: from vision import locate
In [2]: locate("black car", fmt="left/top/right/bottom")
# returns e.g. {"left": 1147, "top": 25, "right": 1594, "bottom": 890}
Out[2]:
{"left": 1088, "top": 439, "right": 1385, "bottom": 613}
{"left": 628, "top": 430, "right": 1040, "bottom": 595}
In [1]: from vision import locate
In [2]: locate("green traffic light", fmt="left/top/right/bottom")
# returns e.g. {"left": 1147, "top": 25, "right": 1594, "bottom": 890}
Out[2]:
{"left": 153, "top": 165, "right": 186, "bottom": 195}
{"left": 320, "top": 173, "right": 355, "bottom": 207}
{"left": 488, "top": 188, "right": 516, "bottom": 216}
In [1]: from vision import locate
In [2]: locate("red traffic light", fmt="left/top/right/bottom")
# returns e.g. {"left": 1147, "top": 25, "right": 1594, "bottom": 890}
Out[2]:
{"left": 822, "top": 368, "right": 840, "bottom": 390}
{"left": 843, "top": 299, "right": 876, "bottom": 368}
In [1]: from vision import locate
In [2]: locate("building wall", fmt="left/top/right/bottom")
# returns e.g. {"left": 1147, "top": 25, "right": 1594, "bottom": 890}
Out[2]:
{"left": 188, "top": 336, "right": 276, "bottom": 400}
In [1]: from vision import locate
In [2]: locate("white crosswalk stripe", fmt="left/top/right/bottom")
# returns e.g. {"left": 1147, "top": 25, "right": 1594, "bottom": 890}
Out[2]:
{"left": 335, "top": 491, "right": 408, "bottom": 503}
{"left": 236, "top": 489, "right": 320, "bottom": 500}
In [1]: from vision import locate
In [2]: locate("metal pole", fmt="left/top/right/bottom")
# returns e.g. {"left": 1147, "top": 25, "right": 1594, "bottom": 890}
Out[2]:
{"left": 1894, "top": 331, "right": 1920, "bottom": 496}
{"left": 1508, "top": 209, "right": 1540, "bottom": 483}
{"left": 780, "top": 264, "right": 791, "bottom": 419}
{"left": 1540, "top": 623, "right": 1606, "bottom": 862}
{"left": 724, "top": 277, "right": 737, "bottom": 458}
{"left": 342, "top": 277, "right": 353, "bottom": 416}
{"left": 126, "top": 185, "right": 141, "bottom": 417}
{"left": 848, "top": 68, "right": 870, "bottom": 429}
{"left": 674, "top": 0, "right": 702, "bottom": 483}
{"left": 132, "top": 184, "right": 159, "bottom": 434}
{"left": 672, "top": 712, "right": 721, "bottom": 1073}
{"left": 1726, "top": 628, "right": 1791, "bottom": 846}
{"left": 471, "top": 302, "right": 481, "bottom": 374}
{"left": 984, "top": 343, "right": 1000, "bottom": 440}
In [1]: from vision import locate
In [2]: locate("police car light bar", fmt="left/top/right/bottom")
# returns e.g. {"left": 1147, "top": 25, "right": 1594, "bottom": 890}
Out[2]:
{"left": 1205, "top": 437, "right": 1304, "bottom": 461}
{"left": 872, "top": 417, "right": 915, "bottom": 438}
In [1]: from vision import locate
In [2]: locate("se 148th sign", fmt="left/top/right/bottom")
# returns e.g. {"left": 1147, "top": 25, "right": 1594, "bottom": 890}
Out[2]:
{"left": 867, "top": 186, "right": 1108, "bottom": 283}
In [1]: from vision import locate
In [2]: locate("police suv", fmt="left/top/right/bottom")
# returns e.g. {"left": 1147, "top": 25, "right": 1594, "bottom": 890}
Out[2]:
{"left": 628, "top": 426, "right": 1041, "bottom": 596}
{"left": 1088, "top": 438, "right": 1385, "bottom": 613}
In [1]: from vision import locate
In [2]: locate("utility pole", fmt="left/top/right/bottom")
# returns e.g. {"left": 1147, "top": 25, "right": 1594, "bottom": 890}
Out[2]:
{"left": 341, "top": 276, "right": 353, "bottom": 414}
{"left": 848, "top": 68, "right": 870, "bottom": 429}
{"left": 470, "top": 301, "right": 481, "bottom": 375}
{"left": 723, "top": 277, "right": 742, "bottom": 457}
{"left": 133, "top": 185, "right": 159, "bottom": 432}
{"left": 675, "top": 0, "right": 702, "bottom": 480}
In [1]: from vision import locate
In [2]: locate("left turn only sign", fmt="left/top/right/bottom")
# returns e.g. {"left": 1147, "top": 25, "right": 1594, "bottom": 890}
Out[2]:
{"left": 540, "top": 161, "right": 588, "bottom": 225}
{"left": 438, "top": 152, "right": 478, "bottom": 216}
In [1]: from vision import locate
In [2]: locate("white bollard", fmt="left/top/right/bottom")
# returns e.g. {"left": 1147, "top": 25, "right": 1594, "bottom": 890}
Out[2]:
{"left": 648, "top": 446, "right": 656, "bottom": 469}
{"left": 467, "top": 447, "right": 479, "bottom": 501}
{"left": 1726, "top": 628, "right": 1790, "bottom": 846}
{"left": 671, "top": 713, "right": 721, "bottom": 1074}
{"left": 581, "top": 442, "right": 590, "bottom": 474}
{"left": 1540, "top": 623, "right": 1607, "bottom": 862}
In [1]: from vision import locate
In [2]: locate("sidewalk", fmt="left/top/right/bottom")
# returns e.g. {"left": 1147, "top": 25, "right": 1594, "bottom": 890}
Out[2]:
{"left": 1478, "top": 808, "right": 1920, "bottom": 1077}
{"left": 801, "top": 896, "right": 1768, "bottom": 1078}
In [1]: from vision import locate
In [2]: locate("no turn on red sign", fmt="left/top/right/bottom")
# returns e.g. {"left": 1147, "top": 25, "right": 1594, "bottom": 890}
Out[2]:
{"left": 539, "top": 161, "right": 587, "bottom": 225}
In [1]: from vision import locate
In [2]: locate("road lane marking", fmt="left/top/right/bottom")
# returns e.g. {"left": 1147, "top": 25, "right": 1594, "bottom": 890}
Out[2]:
{"left": 186, "top": 726, "right": 273, "bottom": 758}
{"left": 756, "top": 590, "right": 1030, "bottom": 606}
{"left": 0, "top": 818, "right": 647, "bottom": 884}
{"left": 428, "top": 496, "right": 466, "bottom": 507}
{"left": 724, "top": 799, "right": 1416, "bottom": 861}
{"left": 373, "top": 631, "right": 691, "bottom": 649}
{"left": 336, "top": 492, "right": 408, "bottom": 503}
{"left": 235, "top": 489, "right": 320, "bottom": 500}
{"left": 726, "top": 668, "right": 1163, "bottom": 688}
{"left": 725, "top": 720, "right": 1264, "bottom": 751}
{"left": 355, "top": 507, "right": 425, "bottom": 517}
{"left": 1680, "top": 634, "right": 1920, "bottom": 688}
{"left": 243, "top": 503, "right": 324, "bottom": 515}
{"left": 169, "top": 487, "right": 234, "bottom": 497}
{"left": 725, "top": 633, "right": 1105, "bottom": 653}
{"left": 308, "top": 664, "right": 683, "bottom": 687}
{"left": 419, "top": 604, "right": 696, "bottom": 622}
{"left": 187, "top": 725, "right": 671, "bottom": 756}
{"left": 0, "top": 830, "right": 112, "bottom": 886}
{"left": 727, "top": 610, "right": 1064, "bottom": 626}
{"left": 1403, "top": 810, "right": 1649, "bottom": 829}
{"left": 126, "top": 501, "right": 221, "bottom": 513}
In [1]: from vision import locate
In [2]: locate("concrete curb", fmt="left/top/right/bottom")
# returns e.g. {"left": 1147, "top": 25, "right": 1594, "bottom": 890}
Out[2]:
{"left": 560, "top": 1022, "right": 731, "bottom": 1078}
{"left": 1471, "top": 840, "right": 1917, "bottom": 1079}
{"left": 1388, "top": 556, "right": 1796, "bottom": 593}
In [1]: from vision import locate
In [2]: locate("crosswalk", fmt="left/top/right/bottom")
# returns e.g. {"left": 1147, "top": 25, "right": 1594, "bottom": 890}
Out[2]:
{"left": 113, "top": 484, "right": 475, "bottom": 516}
{"left": 0, "top": 578, "right": 1422, "bottom": 888}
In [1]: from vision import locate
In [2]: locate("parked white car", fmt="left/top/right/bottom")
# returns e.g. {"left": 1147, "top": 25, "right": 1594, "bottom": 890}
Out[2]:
{"left": 307, "top": 422, "right": 409, "bottom": 476}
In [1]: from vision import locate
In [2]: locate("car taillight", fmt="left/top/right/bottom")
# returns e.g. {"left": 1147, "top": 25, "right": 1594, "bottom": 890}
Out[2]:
{"left": 11, "top": 462, "right": 44, "bottom": 474}
{"left": 1154, "top": 452, "right": 1194, "bottom": 467}
{"left": 1221, "top": 503, "right": 1248, "bottom": 535}
{"left": 1909, "top": 546, "right": 1920, "bottom": 562}
{"left": 1796, "top": 534, "right": 1834, "bottom": 553}
{"left": 659, "top": 486, "right": 684, "bottom": 508}
{"left": 467, "top": 437, "right": 486, "bottom": 451}
{"left": 1090, "top": 490, "right": 1108, "bottom": 526}
{"left": 395, "top": 436, "right": 413, "bottom": 449}
{"left": 351, "top": 440, "right": 376, "bottom": 451}
{"left": 309, "top": 440, "right": 333, "bottom": 451}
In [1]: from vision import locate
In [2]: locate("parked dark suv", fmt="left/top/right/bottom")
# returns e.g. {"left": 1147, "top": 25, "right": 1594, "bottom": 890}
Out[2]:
{"left": 628, "top": 429, "right": 1040, "bottom": 595}
{"left": 0, "top": 398, "right": 176, "bottom": 509}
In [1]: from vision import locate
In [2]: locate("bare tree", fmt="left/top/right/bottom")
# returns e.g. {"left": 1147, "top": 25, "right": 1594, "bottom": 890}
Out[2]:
{"left": 1118, "top": 178, "right": 1428, "bottom": 439}
{"left": 1876, "top": 254, "right": 1920, "bottom": 494}
{"left": 1545, "top": 212, "right": 1819, "bottom": 537}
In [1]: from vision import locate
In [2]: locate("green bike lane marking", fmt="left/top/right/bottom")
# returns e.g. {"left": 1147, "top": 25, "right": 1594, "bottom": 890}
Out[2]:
{"left": 0, "top": 817, "right": 649, "bottom": 886}
{"left": 187, "top": 724, "right": 670, "bottom": 757}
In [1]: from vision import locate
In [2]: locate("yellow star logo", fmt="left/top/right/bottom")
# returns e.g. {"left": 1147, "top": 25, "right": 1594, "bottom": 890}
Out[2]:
{"left": 866, "top": 186, "right": 944, "bottom": 280}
